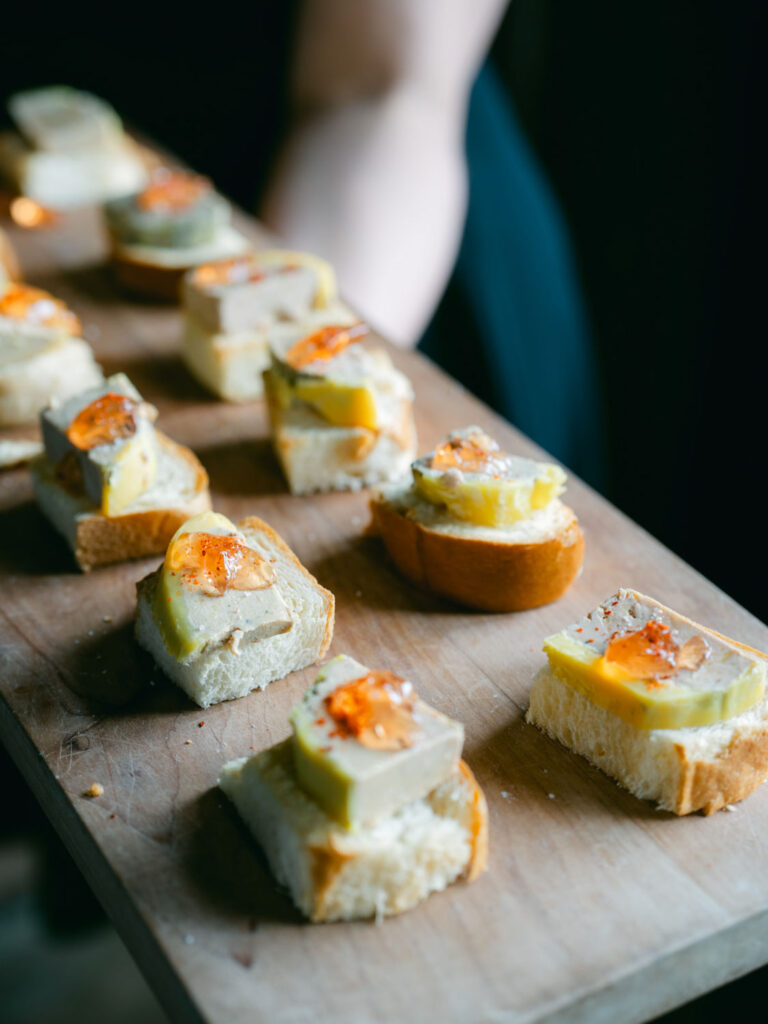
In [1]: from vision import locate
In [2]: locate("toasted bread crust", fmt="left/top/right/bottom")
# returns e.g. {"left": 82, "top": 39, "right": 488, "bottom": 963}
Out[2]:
{"left": 1, "top": 227, "right": 20, "bottom": 281}
{"left": 111, "top": 248, "right": 186, "bottom": 301}
{"left": 368, "top": 496, "right": 584, "bottom": 612}
{"left": 306, "top": 758, "right": 487, "bottom": 921}
{"left": 41, "top": 432, "right": 210, "bottom": 571}
{"left": 647, "top": 606, "right": 768, "bottom": 814}
{"left": 458, "top": 760, "right": 490, "bottom": 880}
{"left": 674, "top": 728, "right": 768, "bottom": 815}
{"left": 309, "top": 843, "right": 354, "bottom": 922}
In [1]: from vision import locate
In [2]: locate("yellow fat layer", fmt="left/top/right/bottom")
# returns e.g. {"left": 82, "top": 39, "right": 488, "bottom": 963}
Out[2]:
{"left": 293, "top": 377, "right": 378, "bottom": 429}
{"left": 153, "top": 568, "right": 200, "bottom": 661}
{"left": 101, "top": 435, "right": 157, "bottom": 517}
{"left": 413, "top": 463, "right": 566, "bottom": 527}
{"left": 273, "top": 368, "right": 378, "bottom": 429}
{"left": 544, "top": 632, "right": 766, "bottom": 730}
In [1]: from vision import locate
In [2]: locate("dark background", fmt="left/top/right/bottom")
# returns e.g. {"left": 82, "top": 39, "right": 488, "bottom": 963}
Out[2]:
{"left": 495, "top": 2, "right": 767, "bottom": 630}
{"left": 1, "top": 5, "right": 767, "bottom": 1021}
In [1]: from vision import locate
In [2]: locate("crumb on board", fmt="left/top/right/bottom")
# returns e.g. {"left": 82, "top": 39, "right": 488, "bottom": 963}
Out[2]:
{"left": 185, "top": 740, "right": 192, "bottom": 745}
{"left": 83, "top": 783, "right": 104, "bottom": 798}
{"left": 198, "top": 721, "right": 205, "bottom": 728}
{"left": 103, "top": 615, "right": 113, "bottom": 623}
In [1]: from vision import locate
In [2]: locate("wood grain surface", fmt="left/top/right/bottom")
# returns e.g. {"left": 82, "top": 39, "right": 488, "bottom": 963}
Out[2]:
{"left": 2, "top": 204, "right": 768, "bottom": 1024}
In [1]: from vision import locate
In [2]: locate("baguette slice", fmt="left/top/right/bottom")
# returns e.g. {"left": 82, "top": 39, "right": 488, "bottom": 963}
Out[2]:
{"left": 30, "top": 431, "right": 210, "bottom": 571}
{"left": 111, "top": 225, "right": 251, "bottom": 301}
{"left": 527, "top": 597, "right": 768, "bottom": 815}
{"left": 264, "top": 370, "right": 416, "bottom": 494}
{"left": 0, "top": 335, "right": 103, "bottom": 427}
{"left": 136, "top": 516, "right": 334, "bottom": 707}
{"left": 527, "top": 666, "right": 768, "bottom": 815}
{"left": 219, "top": 739, "right": 487, "bottom": 922}
{"left": 368, "top": 482, "right": 584, "bottom": 612}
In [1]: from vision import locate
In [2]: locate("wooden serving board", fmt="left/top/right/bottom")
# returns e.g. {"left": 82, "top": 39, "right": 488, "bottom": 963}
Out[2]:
{"left": 2, "top": 203, "right": 768, "bottom": 1024}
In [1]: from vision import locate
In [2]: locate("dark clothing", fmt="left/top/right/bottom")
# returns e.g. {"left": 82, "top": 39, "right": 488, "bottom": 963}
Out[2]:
{"left": 421, "top": 63, "right": 605, "bottom": 488}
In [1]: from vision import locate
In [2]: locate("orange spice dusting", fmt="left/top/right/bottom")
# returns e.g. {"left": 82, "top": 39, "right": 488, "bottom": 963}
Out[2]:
{"left": 192, "top": 256, "right": 265, "bottom": 289}
{"left": 324, "top": 671, "right": 419, "bottom": 751}
{"left": 136, "top": 169, "right": 210, "bottom": 212}
{"left": 167, "top": 531, "right": 277, "bottom": 597}
{"left": 431, "top": 431, "right": 508, "bottom": 476}
{"left": 66, "top": 393, "right": 139, "bottom": 450}
{"left": 605, "top": 621, "right": 710, "bottom": 680}
{"left": 284, "top": 322, "right": 368, "bottom": 370}
{"left": 0, "top": 283, "right": 80, "bottom": 334}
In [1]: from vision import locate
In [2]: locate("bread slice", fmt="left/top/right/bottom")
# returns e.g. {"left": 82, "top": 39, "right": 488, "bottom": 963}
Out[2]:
{"left": 527, "top": 665, "right": 768, "bottom": 815}
{"left": 180, "top": 312, "right": 270, "bottom": 401}
{"left": 368, "top": 482, "right": 584, "bottom": 611}
{"left": 30, "top": 431, "right": 210, "bottom": 571}
{"left": 1, "top": 226, "right": 20, "bottom": 283}
{"left": 264, "top": 371, "right": 416, "bottom": 494}
{"left": 136, "top": 516, "right": 335, "bottom": 707}
{"left": 527, "top": 591, "right": 768, "bottom": 815}
{"left": 219, "top": 739, "right": 487, "bottom": 922}
{"left": 0, "top": 336, "right": 103, "bottom": 427}
{"left": 111, "top": 226, "right": 251, "bottom": 301}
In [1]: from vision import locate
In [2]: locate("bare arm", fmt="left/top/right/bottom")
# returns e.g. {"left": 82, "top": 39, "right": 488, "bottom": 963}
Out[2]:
{"left": 261, "top": 0, "right": 507, "bottom": 346}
